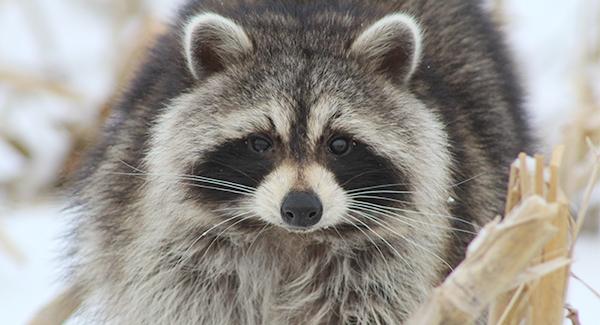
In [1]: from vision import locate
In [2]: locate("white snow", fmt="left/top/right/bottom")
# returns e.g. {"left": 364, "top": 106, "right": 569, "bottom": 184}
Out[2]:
{"left": 0, "top": 203, "right": 70, "bottom": 325}
{"left": 503, "top": 0, "right": 600, "bottom": 154}
{"left": 568, "top": 234, "right": 600, "bottom": 324}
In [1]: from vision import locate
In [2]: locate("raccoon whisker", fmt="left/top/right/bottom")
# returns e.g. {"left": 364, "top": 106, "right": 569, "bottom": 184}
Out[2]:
{"left": 346, "top": 183, "right": 411, "bottom": 193}
{"left": 331, "top": 225, "right": 349, "bottom": 248}
{"left": 110, "top": 171, "right": 257, "bottom": 194}
{"left": 118, "top": 159, "right": 256, "bottom": 192}
{"left": 346, "top": 195, "right": 410, "bottom": 205}
{"left": 189, "top": 179, "right": 255, "bottom": 196}
{"left": 179, "top": 175, "right": 257, "bottom": 192}
{"left": 343, "top": 172, "right": 485, "bottom": 195}
{"left": 204, "top": 159, "right": 260, "bottom": 184}
{"left": 451, "top": 172, "right": 486, "bottom": 187}
{"left": 247, "top": 223, "right": 271, "bottom": 251}
{"left": 340, "top": 215, "right": 391, "bottom": 270}
{"left": 348, "top": 190, "right": 413, "bottom": 197}
{"left": 349, "top": 198, "right": 475, "bottom": 227}
{"left": 110, "top": 171, "right": 258, "bottom": 194}
{"left": 348, "top": 202, "right": 477, "bottom": 235}
{"left": 349, "top": 204, "right": 430, "bottom": 234}
{"left": 179, "top": 176, "right": 256, "bottom": 192}
{"left": 348, "top": 210, "right": 415, "bottom": 270}
{"left": 182, "top": 182, "right": 257, "bottom": 197}
{"left": 178, "top": 213, "right": 256, "bottom": 271}
{"left": 339, "top": 170, "right": 389, "bottom": 188}
{"left": 349, "top": 203, "right": 416, "bottom": 228}
{"left": 117, "top": 159, "right": 150, "bottom": 175}
{"left": 176, "top": 211, "right": 252, "bottom": 268}
{"left": 406, "top": 237, "right": 454, "bottom": 272}
{"left": 199, "top": 213, "right": 258, "bottom": 261}
{"left": 209, "top": 206, "right": 249, "bottom": 215}
{"left": 350, "top": 209, "right": 454, "bottom": 271}
{"left": 343, "top": 214, "right": 398, "bottom": 271}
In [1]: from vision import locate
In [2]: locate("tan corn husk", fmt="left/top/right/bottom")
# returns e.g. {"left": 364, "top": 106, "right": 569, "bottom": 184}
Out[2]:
{"left": 488, "top": 147, "right": 573, "bottom": 325}
{"left": 406, "top": 195, "right": 564, "bottom": 325}
{"left": 0, "top": 224, "right": 26, "bottom": 265}
{"left": 28, "top": 286, "right": 81, "bottom": 325}
{"left": 408, "top": 147, "right": 583, "bottom": 325}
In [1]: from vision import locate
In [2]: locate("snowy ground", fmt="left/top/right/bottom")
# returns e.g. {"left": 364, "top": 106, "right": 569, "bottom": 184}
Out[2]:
{"left": 1, "top": 203, "right": 69, "bottom": 324}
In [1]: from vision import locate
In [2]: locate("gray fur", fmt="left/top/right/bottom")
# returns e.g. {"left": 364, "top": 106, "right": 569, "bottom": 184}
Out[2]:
{"left": 68, "top": 0, "right": 531, "bottom": 324}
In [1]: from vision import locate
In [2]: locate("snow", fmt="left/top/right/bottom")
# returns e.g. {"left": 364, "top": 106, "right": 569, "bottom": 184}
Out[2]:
{"left": 0, "top": 139, "right": 26, "bottom": 183}
{"left": 503, "top": 0, "right": 596, "bottom": 152}
{"left": 0, "top": 204, "right": 69, "bottom": 325}
{"left": 569, "top": 234, "right": 600, "bottom": 323}
{"left": 0, "top": 0, "right": 183, "bottom": 203}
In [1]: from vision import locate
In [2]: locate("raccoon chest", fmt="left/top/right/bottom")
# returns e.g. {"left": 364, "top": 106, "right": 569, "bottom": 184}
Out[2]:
{"left": 188, "top": 253, "right": 409, "bottom": 325}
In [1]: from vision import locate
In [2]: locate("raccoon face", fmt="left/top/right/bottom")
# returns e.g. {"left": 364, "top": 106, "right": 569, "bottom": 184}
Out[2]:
{"left": 145, "top": 13, "right": 452, "bottom": 242}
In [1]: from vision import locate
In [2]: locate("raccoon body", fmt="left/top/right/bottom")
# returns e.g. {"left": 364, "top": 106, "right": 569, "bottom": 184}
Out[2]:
{"left": 70, "top": 0, "right": 530, "bottom": 324}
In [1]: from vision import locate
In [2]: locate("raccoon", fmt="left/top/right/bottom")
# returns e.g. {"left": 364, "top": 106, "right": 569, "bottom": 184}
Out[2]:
{"left": 69, "top": 0, "right": 531, "bottom": 324}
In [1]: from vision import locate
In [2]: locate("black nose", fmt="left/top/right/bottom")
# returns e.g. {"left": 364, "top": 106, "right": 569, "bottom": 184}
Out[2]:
{"left": 280, "top": 191, "right": 323, "bottom": 228}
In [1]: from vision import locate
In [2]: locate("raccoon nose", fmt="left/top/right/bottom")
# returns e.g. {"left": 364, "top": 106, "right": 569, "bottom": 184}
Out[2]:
{"left": 280, "top": 191, "right": 323, "bottom": 228}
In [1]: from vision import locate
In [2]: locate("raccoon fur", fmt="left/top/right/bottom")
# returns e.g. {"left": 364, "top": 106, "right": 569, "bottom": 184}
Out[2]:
{"left": 69, "top": 0, "right": 531, "bottom": 324}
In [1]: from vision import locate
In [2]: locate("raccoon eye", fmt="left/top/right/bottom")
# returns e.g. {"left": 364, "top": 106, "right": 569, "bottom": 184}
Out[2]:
{"left": 328, "top": 137, "right": 353, "bottom": 156}
{"left": 248, "top": 135, "right": 272, "bottom": 153}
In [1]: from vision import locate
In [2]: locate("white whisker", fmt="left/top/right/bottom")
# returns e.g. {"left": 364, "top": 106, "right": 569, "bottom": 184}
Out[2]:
{"left": 112, "top": 171, "right": 257, "bottom": 194}
{"left": 347, "top": 211, "right": 414, "bottom": 271}
{"left": 339, "top": 215, "right": 390, "bottom": 269}
{"left": 199, "top": 213, "right": 257, "bottom": 261}
{"left": 451, "top": 172, "right": 486, "bottom": 187}
{"left": 247, "top": 223, "right": 270, "bottom": 251}
{"left": 116, "top": 160, "right": 258, "bottom": 192}
{"left": 349, "top": 202, "right": 477, "bottom": 235}
{"left": 343, "top": 173, "right": 486, "bottom": 195}
{"left": 350, "top": 209, "right": 453, "bottom": 271}
{"left": 349, "top": 197, "right": 475, "bottom": 227}
{"left": 346, "top": 183, "right": 411, "bottom": 194}
{"left": 175, "top": 211, "right": 251, "bottom": 268}
{"left": 182, "top": 182, "right": 256, "bottom": 197}
{"left": 348, "top": 190, "right": 413, "bottom": 197}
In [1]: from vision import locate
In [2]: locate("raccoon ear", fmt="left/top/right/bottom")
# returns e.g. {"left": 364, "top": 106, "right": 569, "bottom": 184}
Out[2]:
{"left": 183, "top": 13, "right": 253, "bottom": 79}
{"left": 349, "top": 13, "right": 422, "bottom": 84}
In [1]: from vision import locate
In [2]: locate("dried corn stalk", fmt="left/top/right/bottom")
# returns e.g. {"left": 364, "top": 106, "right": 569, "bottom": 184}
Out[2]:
{"left": 488, "top": 149, "right": 572, "bottom": 325}
{"left": 407, "top": 147, "right": 577, "bottom": 325}
{"left": 0, "top": 224, "right": 25, "bottom": 264}
{"left": 28, "top": 286, "right": 80, "bottom": 325}
{"left": 560, "top": 1, "right": 600, "bottom": 233}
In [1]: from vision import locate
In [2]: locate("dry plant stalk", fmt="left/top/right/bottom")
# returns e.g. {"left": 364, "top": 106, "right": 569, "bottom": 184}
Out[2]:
{"left": 490, "top": 0, "right": 507, "bottom": 27}
{"left": 488, "top": 148, "right": 572, "bottom": 325}
{"left": 0, "top": 70, "right": 84, "bottom": 101}
{"left": 528, "top": 149, "right": 571, "bottom": 325}
{"left": 59, "top": 18, "right": 165, "bottom": 180}
{"left": 560, "top": 2, "right": 600, "bottom": 234}
{"left": 0, "top": 224, "right": 26, "bottom": 264}
{"left": 407, "top": 148, "right": 574, "bottom": 325}
{"left": 28, "top": 286, "right": 81, "bottom": 325}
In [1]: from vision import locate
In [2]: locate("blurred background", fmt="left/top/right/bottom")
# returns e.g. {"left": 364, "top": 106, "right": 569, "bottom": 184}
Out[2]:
{"left": 0, "top": 0, "right": 599, "bottom": 323}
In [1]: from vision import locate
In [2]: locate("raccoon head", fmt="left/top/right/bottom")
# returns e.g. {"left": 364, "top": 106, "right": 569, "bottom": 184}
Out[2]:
{"left": 144, "top": 12, "right": 452, "bottom": 249}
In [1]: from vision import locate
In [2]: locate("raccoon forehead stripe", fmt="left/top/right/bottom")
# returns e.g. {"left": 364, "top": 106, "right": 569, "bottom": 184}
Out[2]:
{"left": 267, "top": 100, "right": 294, "bottom": 142}
{"left": 212, "top": 100, "right": 293, "bottom": 141}
{"left": 306, "top": 96, "right": 343, "bottom": 146}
